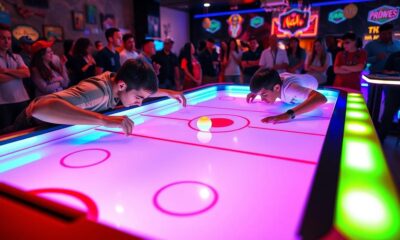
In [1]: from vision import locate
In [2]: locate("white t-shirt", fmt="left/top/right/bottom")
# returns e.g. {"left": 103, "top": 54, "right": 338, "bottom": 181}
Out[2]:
{"left": 259, "top": 47, "right": 289, "bottom": 73}
{"left": 305, "top": 52, "right": 332, "bottom": 84}
{"left": 224, "top": 51, "right": 242, "bottom": 76}
{"left": 120, "top": 49, "right": 139, "bottom": 65}
{"left": 0, "top": 52, "right": 30, "bottom": 104}
{"left": 280, "top": 72, "right": 318, "bottom": 104}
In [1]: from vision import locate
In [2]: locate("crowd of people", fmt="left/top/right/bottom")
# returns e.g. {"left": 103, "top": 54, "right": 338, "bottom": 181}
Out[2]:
{"left": 1, "top": 22, "right": 400, "bottom": 140}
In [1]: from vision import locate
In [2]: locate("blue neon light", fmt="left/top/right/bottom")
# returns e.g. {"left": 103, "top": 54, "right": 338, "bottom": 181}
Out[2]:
{"left": 193, "top": 0, "right": 374, "bottom": 19}
{"left": 0, "top": 153, "right": 42, "bottom": 173}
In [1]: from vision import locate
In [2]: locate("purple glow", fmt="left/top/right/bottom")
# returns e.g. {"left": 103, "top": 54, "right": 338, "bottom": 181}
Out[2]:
{"left": 153, "top": 181, "right": 219, "bottom": 217}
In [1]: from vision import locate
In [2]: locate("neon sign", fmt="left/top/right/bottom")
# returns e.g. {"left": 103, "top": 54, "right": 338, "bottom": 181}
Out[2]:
{"left": 271, "top": 9, "right": 319, "bottom": 38}
{"left": 329, "top": 9, "right": 346, "bottom": 24}
{"left": 279, "top": 9, "right": 310, "bottom": 34}
{"left": 364, "top": 26, "right": 380, "bottom": 41}
{"left": 367, "top": 5, "right": 399, "bottom": 25}
{"left": 204, "top": 19, "right": 221, "bottom": 34}
{"left": 227, "top": 14, "right": 244, "bottom": 38}
{"left": 250, "top": 16, "right": 264, "bottom": 28}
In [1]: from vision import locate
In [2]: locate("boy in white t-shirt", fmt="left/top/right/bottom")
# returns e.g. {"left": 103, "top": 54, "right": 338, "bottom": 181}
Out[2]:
{"left": 247, "top": 68, "right": 327, "bottom": 123}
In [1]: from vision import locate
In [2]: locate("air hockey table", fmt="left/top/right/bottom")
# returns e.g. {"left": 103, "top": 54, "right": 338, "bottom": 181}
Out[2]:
{"left": 0, "top": 84, "right": 399, "bottom": 239}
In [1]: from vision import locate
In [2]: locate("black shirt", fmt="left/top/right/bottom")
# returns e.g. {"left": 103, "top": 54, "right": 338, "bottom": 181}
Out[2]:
{"left": 70, "top": 55, "right": 96, "bottom": 86}
{"left": 153, "top": 50, "right": 179, "bottom": 83}
{"left": 198, "top": 49, "right": 219, "bottom": 77}
{"left": 242, "top": 48, "right": 261, "bottom": 76}
{"left": 384, "top": 51, "right": 400, "bottom": 72}
{"left": 95, "top": 47, "right": 120, "bottom": 73}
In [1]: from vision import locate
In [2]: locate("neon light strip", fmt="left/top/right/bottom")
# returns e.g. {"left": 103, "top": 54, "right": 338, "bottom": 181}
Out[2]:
{"left": 193, "top": 0, "right": 374, "bottom": 18}
{"left": 334, "top": 93, "right": 400, "bottom": 239}
{"left": 362, "top": 75, "right": 400, "bottom": 86}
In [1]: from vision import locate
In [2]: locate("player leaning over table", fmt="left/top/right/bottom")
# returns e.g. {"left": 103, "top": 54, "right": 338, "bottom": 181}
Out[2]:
{"left": 246, "top": 68, "right": 327, "bottom": 123}
{"left": 1, "top": 59, "right": 186, "bottom": 135}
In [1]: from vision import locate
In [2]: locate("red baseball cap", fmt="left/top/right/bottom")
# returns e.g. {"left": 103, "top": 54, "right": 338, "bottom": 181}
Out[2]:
{"left": 31, "top": 40, "right": 54, "bottom": 54}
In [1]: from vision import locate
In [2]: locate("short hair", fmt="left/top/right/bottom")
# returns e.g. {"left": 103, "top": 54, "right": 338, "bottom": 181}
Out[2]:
{"left": 105, "top": 28, "right": 120, "bottom": 42}
{"left": 123, "top": 33, "right": 134, "bottom": 43}
{"left": 250, "top": 68, "right": 282, "bottom": 93}
{"left": 207, "top": 38, "right": 215, "bottom": 43}
{"left": 95, "top": 41, "right": 102, "bottom": 47}
{"left": 0, "top": 23, "right": 11, "bottom": 32}
{"left": 141, "top": 39, "right": 154, "bottom": 49}
{"left": 342, "top": 32, "right": 357, "bottom": 41}
{"left": 379, "top": 23, "right": 394, "bottom": 32}
{"left": 114, "top": 59, "right": 158, "bottom": 93}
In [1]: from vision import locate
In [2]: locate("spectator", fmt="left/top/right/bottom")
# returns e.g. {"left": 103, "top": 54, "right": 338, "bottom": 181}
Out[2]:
{"left": 180, "top": 42, "right": 202, "bottom": 90}
{"left": 153, "top": 37, "right": 180, "bottom": 90}
{"left": 95, "top": 28, "right": 122, "bottom": 74}
{"left": 287, "top": 37, "right": 306, "bottom": 74}
{"left": 120, "top": 33, "right": 139, "bottom": 65}
{"left": 30, "top": 40, "right": 69, "bottom": 97}
{"left": 365, "top": 23, "right": 400, "bottom": 73}
{"left": 198, "top": 38, "right": 219, "bottom": 84}
{"left": 378, "top": 50, "right": 400, "bottom": 142}
{"left": 0, "top": 24, "right": 31, "bottom": 129}
{"left": 305, "top": 38, "right": 332, "bottom": 85}
{"left": 223, "top": 38, "right": 242, "bottom": 83}
{"left": 325, "top": 36, "right": 340, "bottom": 85}
{"left": 242, "top": 37, "right": 261, "bottom": 84}
{"left": 259, "top": 34, "right": 288, "bottom": 73}
{"left": 70, "top": 38, "right": 96, "bottom": 86}
{"left": 18, "top": 36, "right": 35, "bottom": 99}
{"left": 139, "top": 39, "right": 160, "bottom": 75}
{"left": 333, "top": 32, "right": 367, "bottom": 91}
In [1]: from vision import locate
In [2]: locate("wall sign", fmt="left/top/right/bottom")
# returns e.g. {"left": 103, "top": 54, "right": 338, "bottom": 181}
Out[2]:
{"left": 204, "top": 19, "right": 221, "bottom": 34}
{"left": 329, "top": 9, "right": 346, "bottom": 24}
{"left": 271, "top": 9, "right": 319, "bottom": 38}
{"left": 343, "top": 4, "right": 358, "bottom": 19}
{"left": 250, "top": 16, "right": 264, "bottom": 29}
{"left": 227, "top": 14, "right": 244, "bottom": 38}
{"left": 367, "top": 5, "right": 399, "bottom": 25}
{"left": 364, "top": 26, "right": 380, "bottom": 41}
{"left": 12, "top": 24, "right": 40, "bottom": 41}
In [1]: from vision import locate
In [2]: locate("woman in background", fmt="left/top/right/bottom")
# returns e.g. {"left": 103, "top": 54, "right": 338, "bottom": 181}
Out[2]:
{"left": 30, "top": 40, "right": 69, "bottom": 97}
{"left": 180, "top": 42, "right": 202, "bottom": 90}
{"left": 304, "top": 38, "right": 332, "bottom": 85}
{"left": 70, "top": 38, "right": 96, "bottom": 86}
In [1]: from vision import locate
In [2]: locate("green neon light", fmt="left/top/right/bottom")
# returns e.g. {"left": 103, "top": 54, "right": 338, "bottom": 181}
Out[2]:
{"left": 335, "top": 93, "right": 400, "bottom": 239}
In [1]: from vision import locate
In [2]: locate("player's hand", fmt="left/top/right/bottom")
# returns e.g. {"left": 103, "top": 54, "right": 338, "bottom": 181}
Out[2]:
{"left": 261, "top": 113, "right": 290, "bottom": 124}
{"left": 168, "top": 91, "right": 187, "bottom": 107}
{"left": 246, "top": 93, "right": 257, "bottom": 103}
{"left": 102, "top": 115, "right": 134, "bottom": 136}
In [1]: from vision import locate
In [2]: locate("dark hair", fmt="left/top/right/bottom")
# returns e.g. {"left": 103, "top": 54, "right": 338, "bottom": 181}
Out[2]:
{"left": 180, "top": 42, "right": 194, "bottom": 74}
{"left": 123, "top": 33, "right": 134, "bottom": 43}
{"left": 114, "top": 59, "right": 158, "bottom": 93}
{"left": 379, "top": 23, "right": 394, "bottom": 32}
{"left": 227, "top": 38, "right": 239, "bottom": 61}
{"left": 0, "top": 23, "right": 11, "bottom": 32}
{"left": 105, "top": 28, "right": 120, "bottom": 42}
{"left": 141, "top": 39, "right": 154, "bottom": 49}
{"left": 95, "top": 41, "right": 102, "bottom": 47}
{"left": 63, "top": 39, "right": 74, "bottom": 56}
{"left": 73, "top": 38, "right": 92, "bottom": 57}
{"left": 308, "top": 37, "right": 327, "bottom": 67}
{"left": 207, "top": 38, "right": 215, "bottom": 43}
{"left": 198, "top": 40, "right": 206, "bottom": 52}
{"left": 287, "top": 37, "right": 303, "bottom": 60}
{"left": 31, "top": 48, "right": 63, "bottom": 82}
{"left": 250, "top": 68, "right": 282, "bottom": 93}
{"left": 342, "top": 32, "right": 357, "bottom": 41}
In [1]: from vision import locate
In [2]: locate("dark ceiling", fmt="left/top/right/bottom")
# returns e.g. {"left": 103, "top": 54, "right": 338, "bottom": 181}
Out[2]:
{"left": 159, "top": 0, "right": 370, "bottom": 11}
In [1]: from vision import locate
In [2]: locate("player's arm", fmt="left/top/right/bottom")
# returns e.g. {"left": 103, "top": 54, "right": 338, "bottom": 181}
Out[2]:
{"left": 151, "top": 89, "right": 187, "bottom": 107}
{"left": 31, "top": 98, "right": 134, "bottom": 135}
{"left": 262, "top": 90, "right": 327, "bottom": 124}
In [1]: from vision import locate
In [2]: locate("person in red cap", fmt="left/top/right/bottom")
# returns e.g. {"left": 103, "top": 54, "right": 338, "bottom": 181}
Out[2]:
{"left": 30, "top": 40, "right": 70, "bottom": 97}
{"left": 0, "top": 24, "right": 31, "bottom": 129}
